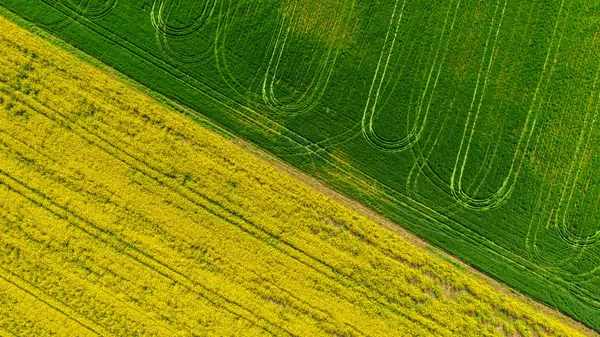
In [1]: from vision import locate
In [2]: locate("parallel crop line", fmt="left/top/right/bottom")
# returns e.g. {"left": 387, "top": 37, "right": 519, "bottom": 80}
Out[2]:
{"left": 5, "top": 86, "right": 447, "bottom": 336}
{"left": 0, "top": 266, "right": 105, "bottom": 336}
{"left": 0, "top": 169, "right": 286, "bottom": 337}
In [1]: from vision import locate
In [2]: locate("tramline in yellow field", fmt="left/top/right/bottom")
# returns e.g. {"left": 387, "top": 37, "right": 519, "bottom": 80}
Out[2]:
{"left": 0, "top": 15, "right": 594, "bottom": 337}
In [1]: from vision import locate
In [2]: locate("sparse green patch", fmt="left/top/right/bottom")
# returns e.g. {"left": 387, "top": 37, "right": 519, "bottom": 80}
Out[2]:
{"left": 282, "top": 0, "right": 358, "bottom": 48}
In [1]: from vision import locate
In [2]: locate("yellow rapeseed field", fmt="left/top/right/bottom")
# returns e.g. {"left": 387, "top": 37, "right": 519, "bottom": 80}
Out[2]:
{"left": 0, "top": 15, "right": 593, "bottom": 337}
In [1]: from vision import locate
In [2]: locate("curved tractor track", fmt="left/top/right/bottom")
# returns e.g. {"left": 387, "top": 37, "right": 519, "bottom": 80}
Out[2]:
{"left": 151, "top": 0, "right": 218, "bottom": 65}
{"left": 361, "top": 0, "right": 460, "bottom": 152}
{"left": 42, "top": 0, "right": 117, "bottom": 29}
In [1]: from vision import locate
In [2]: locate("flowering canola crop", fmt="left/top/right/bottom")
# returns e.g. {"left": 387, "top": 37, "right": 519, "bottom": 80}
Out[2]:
{"left": 0, "top": 16, "right": 592, "bottom": 337}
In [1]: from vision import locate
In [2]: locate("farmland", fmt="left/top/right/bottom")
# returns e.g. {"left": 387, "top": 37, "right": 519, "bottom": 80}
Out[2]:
{"left": 1, "top": 0, "right": 600, "bottom": 333}
{"left": 1, "top": 16, "right": 594, "bottom": 336}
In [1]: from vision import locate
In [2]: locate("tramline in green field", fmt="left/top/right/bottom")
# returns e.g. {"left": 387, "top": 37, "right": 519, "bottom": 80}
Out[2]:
{"left": 2, "top": 0, "right": 599, "bottom": 331}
